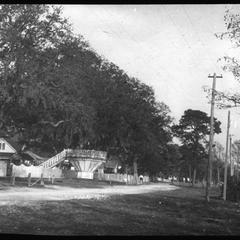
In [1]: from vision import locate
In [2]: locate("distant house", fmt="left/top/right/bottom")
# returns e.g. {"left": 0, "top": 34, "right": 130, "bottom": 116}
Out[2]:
{"left": 104, "top": 159, "right": 119, "bottom": 173}
{"left": 0, "top": 138, "right": 18, "bottom": 177}
{"left": 97, "top": 156, "right": 121, "bottom": 174}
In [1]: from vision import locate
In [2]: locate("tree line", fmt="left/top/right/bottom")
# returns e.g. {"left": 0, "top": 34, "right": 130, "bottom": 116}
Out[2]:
{"left": 0, "top": 4, "right": 174, "bottom": 176}
{"left": 1, "top": 5, "right": 239, "bottom": 181}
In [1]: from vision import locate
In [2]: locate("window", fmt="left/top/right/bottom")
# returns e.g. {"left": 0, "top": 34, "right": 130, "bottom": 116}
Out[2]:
{"left": 0, "top": 142, "right": 6, "bottom": 150}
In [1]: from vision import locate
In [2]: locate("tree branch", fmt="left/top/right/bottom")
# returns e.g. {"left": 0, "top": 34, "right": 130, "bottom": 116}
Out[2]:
{"left": 49, "top": 81, "right": 63, "bottom": 88}
{"left": 39, "top": 120, "right": 69, "bottom": 127}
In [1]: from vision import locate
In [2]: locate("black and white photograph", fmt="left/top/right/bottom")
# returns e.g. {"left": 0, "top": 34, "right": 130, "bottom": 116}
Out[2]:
{"left": 0, "top": 4, "right": 240, "bottom": 236}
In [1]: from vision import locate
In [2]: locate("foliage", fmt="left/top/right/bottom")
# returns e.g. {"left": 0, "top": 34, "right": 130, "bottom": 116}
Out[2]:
{"left": 212, "top": 141, "right": 225, "bottom": 183}
{"left": 0, "top": 4, "right": 174, "bottom": 175}
{"left": 204, "top": 9, "right": 240, "bottom": 109}
{"left": 173, "top": 109, "right": 221, "bottom": 182}
{"left": 231, "top": 140, "right": 240, "bottom": 167}
{"left": 158, "top": 144, "right": 182, "bottom": 176}
{"left": 226, "top": 174, "right": 240, "bottom": 202}
{"left": 173, "top": 109, "right": 221, "bottom": 145}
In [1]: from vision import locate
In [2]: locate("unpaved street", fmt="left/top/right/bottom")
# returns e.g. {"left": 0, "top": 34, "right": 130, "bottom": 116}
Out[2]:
{"left": 1, "top": 181, "right": 240, "bottom": 235}
{"left": 0, "top": 182, "right": 179, "bottom": 205}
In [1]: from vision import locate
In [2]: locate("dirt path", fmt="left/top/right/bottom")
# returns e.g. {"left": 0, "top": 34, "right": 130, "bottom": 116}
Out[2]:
{"left": 0, "top": 183, "right": 179, "bottom": 205}
{"left": 1, "top": 182, "right": 239, "bottom": 235}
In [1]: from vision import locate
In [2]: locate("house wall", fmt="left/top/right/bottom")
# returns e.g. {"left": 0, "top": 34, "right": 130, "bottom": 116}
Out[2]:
{"left": 0, "top": 139, "right": 17, "bottom": 177}
{"left": 0, "top": 160, "right": 7, "bottom": 177}
{"left": 0, "top": 153, "right": 12, "bottom": 160}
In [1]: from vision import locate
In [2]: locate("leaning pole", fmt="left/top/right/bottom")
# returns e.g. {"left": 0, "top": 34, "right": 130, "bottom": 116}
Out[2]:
{"left": 223, "top": 110, "right": 230, "bottom": 201}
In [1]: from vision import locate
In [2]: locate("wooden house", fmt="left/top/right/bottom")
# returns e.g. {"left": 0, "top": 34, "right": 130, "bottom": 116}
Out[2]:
{"left": 104, "top": 159, "right": 119, "bottom": 173}
{"left": 0, "top": 138, "right": 18, "bottom": 177}
{"left": 97, "top": 155, "right": 121, "bottom": 174}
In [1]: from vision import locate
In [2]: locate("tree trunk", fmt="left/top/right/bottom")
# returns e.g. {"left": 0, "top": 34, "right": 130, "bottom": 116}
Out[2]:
{"left": 133, "top": 157, "right": 138, "bottom": 184}
{"left": 210, "top": 163, "right": 212, "bottom": 186}
{"left": 217, "top": 167, "right": 220, "bottom": 184}
{"left": 125, "top": 165, "right": 129, "bottom": 185}
{"left": 188, "top": 165, "right": 192, "bottom": 182}
{"left": 178, "top": 170, "right": 181, "bottom": 182}
{"left": 192, "top": 168, "right": 196, "bottom": 186}
{"left": 67, "top": 127, "right": 73, "bottom": 148}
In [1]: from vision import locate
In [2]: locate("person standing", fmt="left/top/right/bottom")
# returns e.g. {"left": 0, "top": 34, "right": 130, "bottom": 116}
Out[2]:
{"left": 139, "top": 175, "right": 143, "bottom": 184}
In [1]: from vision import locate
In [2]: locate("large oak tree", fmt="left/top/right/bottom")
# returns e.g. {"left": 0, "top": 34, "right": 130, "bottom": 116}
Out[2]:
{"left": 173, "top": 109, "right": 221, "bottom": 184}
{"left": 0, "top": 4, "right": 174, "bottom": 176}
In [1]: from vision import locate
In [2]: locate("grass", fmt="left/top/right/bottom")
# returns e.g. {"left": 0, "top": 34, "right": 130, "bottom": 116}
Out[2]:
{"left": 0, "top": 181, "right": 240, "bottom": 235}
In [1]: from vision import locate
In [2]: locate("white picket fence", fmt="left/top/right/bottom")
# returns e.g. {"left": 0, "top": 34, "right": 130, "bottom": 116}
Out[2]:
{"left": 12, "top": 164, "right": 62, "bottom": 178}
{"left": 172, "top": 181, "right": 206, "bottom": 188}
{"left": 94, "top": 172, "right": 149, "bottom": 184}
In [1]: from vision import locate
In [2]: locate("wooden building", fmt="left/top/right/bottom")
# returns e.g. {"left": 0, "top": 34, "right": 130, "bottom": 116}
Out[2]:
{"left": 0, "top": 138, "right": 17, "bottom": 177}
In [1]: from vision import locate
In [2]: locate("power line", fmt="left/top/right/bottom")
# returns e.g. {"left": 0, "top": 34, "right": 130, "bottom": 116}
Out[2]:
{"left": 103, "top": 7, "right": 140, "bottom": 44}
{"left": 163, "top": 5, "right": 221, "bottom": 74}
{"left": 181, "top": 6, "right": 221, "bottom": 70}
{"left": 161, "top": 5, "right": 205, "bottom": 73}
{"left": 66, "top": 6, "right": 222, "bottom": 106}
{"left": 97, "top": 5, "right": 181, "bottom": 93}
{"left": 92, "top": 7, "right": 123, "bottom": 40}
{"left": 163, "top": 5, "right": 192, "bottom": 50}
{"left": 70, "top": 5, "right": 223, "bottom": 76}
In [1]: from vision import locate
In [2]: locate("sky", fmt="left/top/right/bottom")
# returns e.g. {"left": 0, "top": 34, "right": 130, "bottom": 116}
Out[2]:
{"left": 61, "top": 4, "right": 240, "bottom": 147}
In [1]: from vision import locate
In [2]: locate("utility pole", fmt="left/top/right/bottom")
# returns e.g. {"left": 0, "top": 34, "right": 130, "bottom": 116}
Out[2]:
{"left": 229, "top": 134, "right": 234, "bottom": 177}
{"left": 206, "top": 73, "right": 222, "bottom": 202}
{"left": 223, "top": 110, "right": 231, "bottom": 201}
{"left": 237, "top": 146, "right": 240, "bottom": 181}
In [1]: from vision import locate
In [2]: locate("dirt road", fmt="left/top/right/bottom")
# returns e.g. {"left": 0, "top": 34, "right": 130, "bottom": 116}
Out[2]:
{"left": 1, "top": 181, "right": 239, "bottom": 235}
{"left": 0, "top": 182, "right": 179, "bottom": 205}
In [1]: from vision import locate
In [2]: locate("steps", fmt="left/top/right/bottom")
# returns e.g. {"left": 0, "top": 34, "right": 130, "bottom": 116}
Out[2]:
{"left": 38, "top": 149, "right": 107, "bottom": 170}
{"left": 39, "top": 149, "right": 68, "bottom": 168}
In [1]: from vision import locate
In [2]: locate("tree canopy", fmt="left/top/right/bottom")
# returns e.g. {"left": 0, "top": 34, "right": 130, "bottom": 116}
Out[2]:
{"left": 0, "top": 4, "right": 174, "bottom": 175}
{"left": 173, "top": 109, "right": 221, "bottom": 183}
{"left": 204, "top": 9, "right": 240, "bottom": 109}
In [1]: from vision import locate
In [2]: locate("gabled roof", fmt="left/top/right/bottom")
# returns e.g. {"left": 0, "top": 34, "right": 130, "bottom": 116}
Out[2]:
{"left": 0, "top": 137, "right": 22, "bottom": 153}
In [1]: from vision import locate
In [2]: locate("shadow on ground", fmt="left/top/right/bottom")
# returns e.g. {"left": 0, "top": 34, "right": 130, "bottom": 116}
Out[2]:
{"left": 0, "top": 184, "right": 239, "bottom": 235}
{"left": 0, "top": 177, "right": 126, "bottom": 190}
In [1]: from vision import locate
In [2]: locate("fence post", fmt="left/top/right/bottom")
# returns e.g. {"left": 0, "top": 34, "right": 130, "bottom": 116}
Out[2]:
{"left": 28, "top": 173, "right": 31, "bottom": 187}
{"left": 51, "top": 176, "right": 55, "bottom": 184}
{"left": 40, "top": 173, "right": 44, "bottom": 186}
{"left": 11, "top": 172, "right": 15, "bottom": 186}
